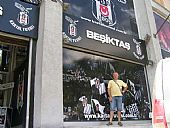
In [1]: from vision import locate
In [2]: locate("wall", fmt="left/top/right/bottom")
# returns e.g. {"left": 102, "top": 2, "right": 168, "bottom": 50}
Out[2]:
{"left": 133, "top": 0, "right": 162, "bottom": 100}
{"left": 34, "top": 0, "right": 63, "bottom": 128}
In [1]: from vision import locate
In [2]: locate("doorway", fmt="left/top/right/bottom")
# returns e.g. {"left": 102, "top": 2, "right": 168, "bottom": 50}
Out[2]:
{"left": 0, "top": 35, "right": 29, "bottom": 128}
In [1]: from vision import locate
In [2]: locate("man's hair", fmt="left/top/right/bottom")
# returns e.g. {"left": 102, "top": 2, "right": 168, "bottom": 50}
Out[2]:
{"left": 113, "top": 71, "right": 118, "bottom": 74}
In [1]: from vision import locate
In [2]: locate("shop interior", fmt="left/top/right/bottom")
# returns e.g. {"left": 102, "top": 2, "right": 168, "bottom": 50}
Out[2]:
{"left": 0, "top": 35, "right": 29, "bottom": 128}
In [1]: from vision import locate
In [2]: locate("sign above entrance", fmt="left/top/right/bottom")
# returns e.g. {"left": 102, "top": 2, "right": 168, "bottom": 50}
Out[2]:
{"left": 0, "top": 0, "right": 39, "bottom": 38}
{"left": 63, "top": 14, "right": 148, "bottom": 64}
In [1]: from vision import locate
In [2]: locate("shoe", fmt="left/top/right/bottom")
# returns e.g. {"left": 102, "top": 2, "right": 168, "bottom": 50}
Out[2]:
{"left": 118, "top": 122, "right": 123, "bottom": 126}
{"left": 106, "top": 122, "right": 113, "bottom": 126}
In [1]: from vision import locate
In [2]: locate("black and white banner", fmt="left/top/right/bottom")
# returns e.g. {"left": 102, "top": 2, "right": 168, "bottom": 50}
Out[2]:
{"left": 63, "top": 13, "right": 148, "bottom": 64}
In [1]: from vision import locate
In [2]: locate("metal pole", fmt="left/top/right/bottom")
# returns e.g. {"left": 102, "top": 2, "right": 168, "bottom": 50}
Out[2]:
{"left": 26, "top": 38, "right": 33, "bottom": 128}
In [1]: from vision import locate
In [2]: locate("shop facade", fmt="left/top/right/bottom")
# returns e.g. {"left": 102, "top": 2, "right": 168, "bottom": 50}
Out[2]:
{"left": 0, "top": 0, "right": 39, "bottom": 127}
{"left": 62, "top": 0, "right": 152, "bottom": 122}
{"left": 11, "top": 0, "right": 167, "bottom": 128}
{"left": 0, "top": 0, "right": 166, "bottom": 128}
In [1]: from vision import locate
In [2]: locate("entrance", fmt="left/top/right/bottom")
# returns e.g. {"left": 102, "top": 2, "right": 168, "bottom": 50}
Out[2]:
{"left": 0, "top": 34, "right": 29, "bottom": 128}
{"left": 63, "top": 48, "right": 151, "bottom": 122}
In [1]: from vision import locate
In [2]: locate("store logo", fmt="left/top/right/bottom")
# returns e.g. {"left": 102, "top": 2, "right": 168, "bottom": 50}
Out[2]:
{"left": 68, "top": 23, "right": 77, "bottom": 37}
{"left": 9, "top": 2, "right": 35, "bottom": 32}
{"left": 63, "top": 15, "right": 82, "bottom": 43}
{"left": 18, "top": 10, "right": 29, "bottom": 26}
{"left": 92, "top": 0, "right": 116, "bottom": 26}
{"left": 86, "top": 30, "right": 130, "bottom": 50}
{"left": 133, "top": 39, "right": 145, "bottom": 60}
{"left": 0, "top": 6, "right": 3, "bottom": 16}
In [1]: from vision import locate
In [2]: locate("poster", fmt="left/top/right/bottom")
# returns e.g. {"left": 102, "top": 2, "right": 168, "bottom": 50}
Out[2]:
{"left": 63, "top": 0, "right": 138, "bottom": 37}
{"left": 63, "top": 48, "right": 151, "bottom": 121}
{"left": 17, "top": 70, "right": 25, "bottom": 113}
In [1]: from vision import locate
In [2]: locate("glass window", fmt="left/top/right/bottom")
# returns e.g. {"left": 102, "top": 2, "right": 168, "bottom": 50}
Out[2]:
{"left": 63, "top": 48, "right": 151, "bottom": 121}
{"left": 153, "top": 12, "right": 170, "bottom": 58}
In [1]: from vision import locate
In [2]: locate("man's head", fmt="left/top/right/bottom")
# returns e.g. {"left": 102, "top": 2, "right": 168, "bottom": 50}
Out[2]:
{"left": 113, "top": 72, "right": 119, "bottom": 80}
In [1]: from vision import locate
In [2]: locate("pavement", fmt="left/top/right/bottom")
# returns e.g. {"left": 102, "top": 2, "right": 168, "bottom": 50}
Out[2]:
{"left": 63, "top": 120, "right": 152, "bottom": 128}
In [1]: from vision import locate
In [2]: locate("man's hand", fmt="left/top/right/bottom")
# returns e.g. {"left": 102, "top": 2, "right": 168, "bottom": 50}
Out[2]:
{"left": 108, "top": 97, "right": 112, "bottom": 102}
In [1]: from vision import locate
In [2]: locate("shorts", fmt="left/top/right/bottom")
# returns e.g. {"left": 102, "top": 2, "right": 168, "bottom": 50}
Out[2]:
{"left": 110, "top": 96, "right": 122, "bottom": 111}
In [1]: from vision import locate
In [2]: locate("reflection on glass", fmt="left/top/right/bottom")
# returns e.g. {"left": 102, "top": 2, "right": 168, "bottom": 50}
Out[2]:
{"left": 154, "top": 13, "right": 170, "bottom": 52}
{"left": 63, "top": 48, "right": 151, "bottom": 121}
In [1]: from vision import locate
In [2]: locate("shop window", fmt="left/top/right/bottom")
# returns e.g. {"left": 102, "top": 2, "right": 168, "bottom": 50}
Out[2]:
{"left": 63, "top": 48, "right": 151, "bottom": 121}
{"left": 0, "top": 42, "right": 28, "bottom": 127}
{"left": 153, "top": 12, "right": 170, "bottom": 58}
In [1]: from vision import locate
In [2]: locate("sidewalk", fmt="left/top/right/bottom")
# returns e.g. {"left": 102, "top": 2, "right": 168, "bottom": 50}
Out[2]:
{"left": 64, "top": 120, "right": 152, "bottom": 128}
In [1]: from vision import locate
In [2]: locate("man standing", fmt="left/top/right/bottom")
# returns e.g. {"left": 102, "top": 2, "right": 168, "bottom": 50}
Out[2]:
{"left": 107, "top": 72, "right": 128, "bottom": 126}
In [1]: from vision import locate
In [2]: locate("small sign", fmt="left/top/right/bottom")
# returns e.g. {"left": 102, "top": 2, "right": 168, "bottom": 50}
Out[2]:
{"left": 0, "top": 0, "right": 39, "bottom": 38}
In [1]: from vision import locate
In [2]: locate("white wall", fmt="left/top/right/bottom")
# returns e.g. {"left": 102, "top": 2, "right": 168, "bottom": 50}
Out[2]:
{"left": 133, "top": 0, "right": 162, "bottom": 100}
{"left": 34, "top": 0, "right": 63, "bottom": 127}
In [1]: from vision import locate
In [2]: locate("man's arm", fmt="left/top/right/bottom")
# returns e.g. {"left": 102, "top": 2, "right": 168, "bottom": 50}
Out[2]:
{"left": 122, "top": 84, "right": 128, "bottom": 93}
{"left": 108, "top": 88, "right": 112, "bottom": 102}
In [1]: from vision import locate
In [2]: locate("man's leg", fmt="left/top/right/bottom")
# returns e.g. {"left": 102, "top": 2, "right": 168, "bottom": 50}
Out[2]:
{"left": 117, "top": 96, "right": 123, "bottom": 126}
{"left": 109, "top": 110, "right": 114, "bottom": 123}
{"left": 107, "top": 97, "right": 115, "bottom": 125}
{"left": 117, "top": 111, "right": 121, "bottom": 122}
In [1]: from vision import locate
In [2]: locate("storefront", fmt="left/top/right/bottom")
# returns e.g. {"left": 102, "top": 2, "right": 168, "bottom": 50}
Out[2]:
{"left": 63, "top": 0, "right": 151, "bottom": 122}
{"left": 0, "top": 0, "right": 39, "bottom": 127}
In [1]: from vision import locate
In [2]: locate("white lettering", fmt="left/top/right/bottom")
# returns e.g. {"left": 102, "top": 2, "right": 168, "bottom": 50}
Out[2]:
{"left": 0, "top": 6, "right": 3, "bottom": 16}
{"left": 84, "top": 114, "right": 110, "bottom": 119}
{"left": 9, "top": 20, "right": 22, "bottom": 31}
{"left": 22, "top": 25, "right": 35, "bottom": 31}
{"left": 86, "top": 30, "right": 131, "bottom": 50}
{"left": 94, "top": 32, "right": 100, "bottom": 41}
{"left": 100, "top": 34, "right": 106, "bottom": 43}
{"left": 63, "top": 32, "right": 82, "bottom": 43}
{"left": 9, "top": 20, "right": 35, "bottom": 32}
{"left": 86, "top": 30, "right": 94, "bottom": 39}
{"left": 119, "top": 40, "right": 125, "bottom": 48}
{"left": 114, "top": 38, "right": 119, "bottom": 46}
{"left": 125, "top": 42, "right": 130, "bottom": 50}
